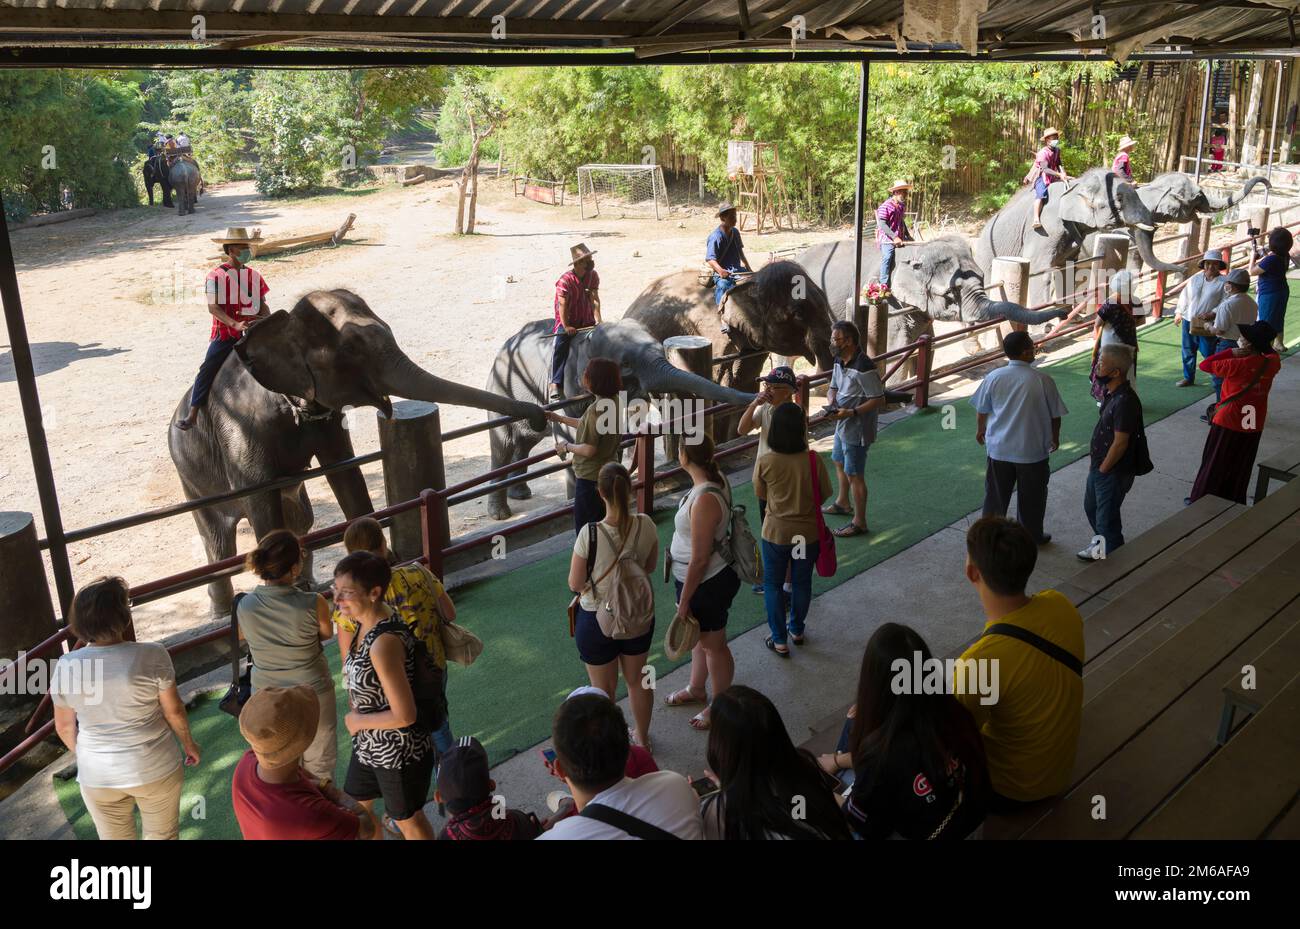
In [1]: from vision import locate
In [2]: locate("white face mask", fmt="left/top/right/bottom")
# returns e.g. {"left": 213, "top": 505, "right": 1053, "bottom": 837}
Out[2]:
{"left": 1049, "top": 139, "right": 1061, "bottom": 149}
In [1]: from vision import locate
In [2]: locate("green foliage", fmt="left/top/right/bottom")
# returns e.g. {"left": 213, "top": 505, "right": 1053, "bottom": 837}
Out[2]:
{"left": 151, "top": 70, "right": 252, "bottom": 182}
{"left": 0, "top": 71, "right": 142, "bottom": 222}
{"left": 436, "top": 66, "right": 507, "bottom": 168}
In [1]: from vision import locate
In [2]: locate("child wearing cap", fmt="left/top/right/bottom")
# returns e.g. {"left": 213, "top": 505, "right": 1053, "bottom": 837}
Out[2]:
{"left": 436, "top": 736, "right": 543, "bottom": 840}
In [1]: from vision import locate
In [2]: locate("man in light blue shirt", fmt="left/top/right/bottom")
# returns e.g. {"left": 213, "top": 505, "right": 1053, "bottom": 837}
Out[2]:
{"left": 971, "top": 331, "right": 1068, "bottom": 545}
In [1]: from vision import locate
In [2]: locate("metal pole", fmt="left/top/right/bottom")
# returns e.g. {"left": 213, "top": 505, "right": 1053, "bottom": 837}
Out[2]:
{"left": 1195, "top": 59, "right": 1213, "bottom": 182}
{"left": 852, "top": 58, "right": 869, "bottom": 326}
{"left": 1266, "top": 58, "right": 1283, "bottom": 206}
{"left": 0, "top": 195, "right": 76, "bottom": 617}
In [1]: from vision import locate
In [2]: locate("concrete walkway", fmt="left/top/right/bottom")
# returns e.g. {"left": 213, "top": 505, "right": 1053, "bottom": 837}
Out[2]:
{"left": 7, "top": 343, "right": 1300, "bottom": 838}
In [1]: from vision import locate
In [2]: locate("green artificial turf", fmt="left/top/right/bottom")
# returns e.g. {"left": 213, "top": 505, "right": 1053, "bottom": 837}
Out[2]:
{"left": 53, "top": 316, "right": 1296, "bottom": 839}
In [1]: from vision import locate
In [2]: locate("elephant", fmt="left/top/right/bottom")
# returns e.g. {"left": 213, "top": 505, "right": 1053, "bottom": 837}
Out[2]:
{"left": 168, "top": 289, "right": 546, "bottom": 615}
{"left": 623, "top": 260, "right": 837, "bottom": 435}
{"left": 169, "top": 158, "right": 201, "bottom": 216}
{"left": 798, "top": 236, "right": 1070, "bottom": 377}
{"left": 142, "top": 154, "right": 171, "bottom": 207}
{"left": 975, "top": 168, "right": 1185, "bottom": 308}
{"left": 1127, "top": 172, "right": 1270, "bottom": 273}
{"left": 485, "top": 317, "right": 756, "bottom": 520}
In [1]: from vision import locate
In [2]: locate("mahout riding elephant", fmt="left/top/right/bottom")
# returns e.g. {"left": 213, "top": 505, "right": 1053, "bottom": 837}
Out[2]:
{"left": 142, "top": 154, "right": 172, "bottom": 207}
{"left": 975, "top": 168, "right": 1184, "bottom": 308}
{"left": 624, "top": 260, "right": 836, "bottom": 435}
{"left": 799, "top": 236, "right": 1070, "bottom": 377}
{"left": 169, "top": 289, "right": 546, "bottom": 615}
{"left": 485, "top": 317, "right": 755, "bottom": 520}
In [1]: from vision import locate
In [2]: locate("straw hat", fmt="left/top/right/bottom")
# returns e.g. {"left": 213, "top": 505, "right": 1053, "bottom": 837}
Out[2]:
{"left": 717, "top": 201, "right": 737, "bottom": 217}
{"left": 664, "top": 610, "right": 701, "bottom": 661}
{"left": 1117, "top": 135, "right": 1137, "bottom": 151}
{"left": 239, "top": 685, "right": 319, "bottom": 767}
{"left": 568, "top": 242, "right": 597, "bottom": 266}
{"left": 888, "top": 180, "right": 912, "bottom": 193}
{"left": 1041, "top": 127, "right": 1061, "bottom": 141}
{"left": 211, "top": 226, "right": 264, "bottom": 246}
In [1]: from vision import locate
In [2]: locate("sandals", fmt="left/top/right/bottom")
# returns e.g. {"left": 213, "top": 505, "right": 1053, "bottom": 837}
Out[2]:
{"left": 689, "top": 711, "right": 711, "bottom": 731}
{"left": 629, "top": 727, "right": 653, "bottom": 754}
{"left": 765, "top": 636, "right": 790, "bottom": 657}
{"left": 833, "top": 523, "right": 869, "bottom": 538}
{"left": 821, "top": 503, "right": 852, "bottom": 516}
{"left": 790, "top": 633, "right": 806, "bottom": 646}
{"left": 664, "top": 687, "right": 706, "bottom": 707}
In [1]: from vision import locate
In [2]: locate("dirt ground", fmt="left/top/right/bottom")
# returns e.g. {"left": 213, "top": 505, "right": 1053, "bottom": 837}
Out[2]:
{"left": 3, "top": 173, "right": 889, "bottom": 641}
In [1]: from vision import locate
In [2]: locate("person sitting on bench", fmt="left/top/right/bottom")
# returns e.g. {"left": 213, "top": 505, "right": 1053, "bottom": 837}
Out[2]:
{"left": 956, "top": 517, "right": 1084, "bottom": 812}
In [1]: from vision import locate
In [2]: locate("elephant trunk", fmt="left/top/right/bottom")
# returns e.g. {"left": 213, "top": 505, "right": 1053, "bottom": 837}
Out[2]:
{"left": 1203, "top": 175, "right": 1271, "bottom": 212}
{"left": 381, "top": 349, "right": 546, "bottom": 430}
{"left": 1133, "top": 225, "right": 1185, "bottom": 274}
{"left": 964, "top": 289, "right": 1067, "bottom": 324}
{"left": 636, "top": 355, "right": 756, "bottom": 407}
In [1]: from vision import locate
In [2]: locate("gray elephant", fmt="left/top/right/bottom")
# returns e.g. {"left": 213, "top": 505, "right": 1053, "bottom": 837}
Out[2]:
{"left": 169, "top": 289, "right": 546, "bottom": 615}
{"left": 624, "top": 260, "right": 836, "bottom": 435}
{"left": 799, "top": 236, "right": 1069, "bottom": 376}
{"left": 976, "top": 168, "right": 1184, "bottom": 308}
{"left": 485, "top": 317, "right": 755, "bottom": 520}
{"left": 169, "top": 158, "right": 201, "bottom": 216}
{"left": 1127, "top": 172, "right": 1270, "bottom": 273}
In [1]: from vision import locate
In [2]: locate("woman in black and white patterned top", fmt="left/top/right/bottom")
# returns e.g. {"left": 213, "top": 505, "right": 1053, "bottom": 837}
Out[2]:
{"left": 336, "top": 551, "right": 435, "bottom": 840}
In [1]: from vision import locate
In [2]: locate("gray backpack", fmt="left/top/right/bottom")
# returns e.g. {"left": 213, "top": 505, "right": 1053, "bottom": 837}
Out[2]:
{"left": 699, "top": 485, "right": 763, "bottom": 586}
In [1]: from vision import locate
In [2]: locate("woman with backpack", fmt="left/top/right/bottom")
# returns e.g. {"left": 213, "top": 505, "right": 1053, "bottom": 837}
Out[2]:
{"left": 567, "top": 462, "right": 659, "bottom": 750}
{"left": 753, "top": 402, "right": 832, "bottom": 657}
{"left": 336, "top": 550, "right": 436, "bottom": 840}
{"left": 663, "top": 435, "right": 742, "bottom": 731}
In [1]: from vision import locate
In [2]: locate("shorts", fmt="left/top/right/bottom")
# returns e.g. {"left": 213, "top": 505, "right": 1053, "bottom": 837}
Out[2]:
{"left": 344, "top": 752, "right": 435, "bottom": 822}
{"left": 1033, "top": 176, "right": 1049, "bottom": 200}
{"left": 575, "top": 604, "right": 653, "bottom": 665}
{"left": 674, "top": 564, "right": 741, "bottom": 633}
{"left": 832, "top": 433, "right": 868, "bottom": 477}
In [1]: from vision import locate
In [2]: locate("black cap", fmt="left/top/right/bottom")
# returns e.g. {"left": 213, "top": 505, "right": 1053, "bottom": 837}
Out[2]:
{"left": 759, "top": 365, "right": 797, "bottom": 388}
{"left": 437, "top": 736, "right": 492, "bottom": 813}
{"left": 1238, "top": 320, "right": 1278, "bottom": 354}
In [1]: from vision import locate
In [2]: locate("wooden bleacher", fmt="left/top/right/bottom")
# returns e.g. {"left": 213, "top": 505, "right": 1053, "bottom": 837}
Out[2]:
{"left": 1252, "top": 438, "right": 1300, "bottom": 503}
{"left": 992, "top": 476, "right": 1300, "bottom": 839}
{"left": 799, "top": 478, "right": 1300, "bottom": 839}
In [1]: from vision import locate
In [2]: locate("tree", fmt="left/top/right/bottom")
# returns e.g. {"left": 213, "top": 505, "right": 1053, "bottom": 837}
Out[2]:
{"left": 441, "top": 67, "right": 506, "bottom": 234}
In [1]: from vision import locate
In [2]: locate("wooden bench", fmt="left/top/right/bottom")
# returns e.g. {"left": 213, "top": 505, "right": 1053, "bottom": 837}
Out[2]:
{"left": 1252, "top": 439, "right": 1300, "bottom": 503}
{"left": 1132, "top": 671, "right": 1300, "bottom": 839}
{"left": 1216, "top": 616, "right": 1300, "bottom": 744}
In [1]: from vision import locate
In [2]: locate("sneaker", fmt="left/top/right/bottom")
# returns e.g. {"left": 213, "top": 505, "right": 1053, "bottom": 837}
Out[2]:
{"left": 751, "top": 584, "right": 763, "bottom": 594}
{"left": 1076, "top": 549, "right": 1096, "bottom": 563}
{"left": 1174, "top": 378, "right": 1193, "bottom": 387}
{"left": 1037, "top": 533, "right": 1052, "bottom": 545}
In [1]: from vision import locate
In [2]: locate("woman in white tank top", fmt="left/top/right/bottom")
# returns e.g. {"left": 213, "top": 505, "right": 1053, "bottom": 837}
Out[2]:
{"left": 663, "top": 435, "right": 742, "bottom": 730}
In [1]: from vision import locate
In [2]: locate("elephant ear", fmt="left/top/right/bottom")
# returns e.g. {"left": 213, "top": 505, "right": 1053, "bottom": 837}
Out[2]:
{"left": 234, "top": 310, "right": 317, "bottom": 402}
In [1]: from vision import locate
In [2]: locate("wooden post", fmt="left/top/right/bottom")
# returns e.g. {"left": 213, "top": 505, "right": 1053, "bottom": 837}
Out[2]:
{"left": 1198, "top": 216, "right": 1214, "bottom": 254}
{"left": 1152, "top": 270, "right": 1167, "bottom": 322}
{"left": 1177, "top": 220, "right": 1198, "bottom": 281}
{"left": 1091, "top": 234, "right": 1130, "bottom": 311}
{"left": 990, "top": 256, "right": 1031, "bottom": 338}
{"left": 0, "top": 512, "right": 58, "bottom": 660}
{"left": 913, "top": 334, "right": 934, "bottom": 409}
{"left": 663, "top": 335, "right": 714, "bottom": 463}
{"left": 1238, "top": 205, "right": 1269, "bottom": 244}
{"left": 419, "top": 489, "right": 449, "bottom": 579}
{"left": 377, "top": 401, "right": 447, "bottom": 562}
{"left": 634, "top": 433, "right": 655, "bottom": 516}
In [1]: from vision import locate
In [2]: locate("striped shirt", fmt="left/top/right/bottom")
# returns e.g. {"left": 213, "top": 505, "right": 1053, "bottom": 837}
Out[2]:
{"left": 875, "top": 197, "right": 909, "bottom": 245}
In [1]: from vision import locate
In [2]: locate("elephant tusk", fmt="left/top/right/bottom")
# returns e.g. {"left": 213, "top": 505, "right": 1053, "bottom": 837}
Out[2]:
{"left": 1134, "top": 222, "right": 1155, "bottom": 232}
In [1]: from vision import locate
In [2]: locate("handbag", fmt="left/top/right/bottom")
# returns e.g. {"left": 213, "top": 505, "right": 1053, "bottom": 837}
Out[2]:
{"left": 807, "top": 450, "right": 837, "bottom": 578}
{"left": 415, "top": 564, "right": 484, "bottom": 667}
{"left": 217, "top": 592, "right": 251, "bottom": 718}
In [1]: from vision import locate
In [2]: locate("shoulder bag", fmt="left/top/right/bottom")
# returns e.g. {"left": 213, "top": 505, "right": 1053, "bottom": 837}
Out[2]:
{"left": 568, "top": 523, "right": 597, "bottom": 637}
{"left": 808, "top": 450, "right": 837, "bottom": 578}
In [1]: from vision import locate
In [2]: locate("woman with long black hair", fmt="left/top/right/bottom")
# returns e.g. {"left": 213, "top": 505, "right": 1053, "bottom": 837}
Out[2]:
{"left": 830, "top": 623, "right": 990, "bottom": 840}
{"left": 701, "top": 685, "right": 849, "bottom": 840}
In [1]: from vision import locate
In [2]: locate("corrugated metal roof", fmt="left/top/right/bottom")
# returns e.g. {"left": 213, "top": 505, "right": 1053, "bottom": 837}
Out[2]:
{"left": 0, "top": 0, "right": 1297, "bottom": 59}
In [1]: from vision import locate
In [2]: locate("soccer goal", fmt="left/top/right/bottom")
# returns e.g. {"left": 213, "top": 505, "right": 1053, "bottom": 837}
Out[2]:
{"left": 577, "top": 164, "right": 670, "bottom": 220}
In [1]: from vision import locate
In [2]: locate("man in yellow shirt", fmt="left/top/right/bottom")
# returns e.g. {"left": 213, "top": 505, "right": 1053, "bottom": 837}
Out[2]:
{"left": 956, "top": 517, "right": 1084, "bottom": 808}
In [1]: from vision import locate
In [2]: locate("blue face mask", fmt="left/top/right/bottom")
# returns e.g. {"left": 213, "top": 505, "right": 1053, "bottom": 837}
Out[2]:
{"left": 236, "top": 249, "right": 252, "bottom": 264}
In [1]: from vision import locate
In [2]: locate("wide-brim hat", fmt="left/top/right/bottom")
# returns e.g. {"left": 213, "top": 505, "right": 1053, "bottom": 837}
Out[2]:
{"left": 1224, "top": 268, "right": 1251, "bottom": 289}
{"left": 888, "top": 180, "right": 912, "bottom": 193}
{"left": 1041, "top": 127, "right": 1060, "bottom": 141}
{"left": 717, "top": 202, "right": 737, "bottom": 217}
{"left": 1117, "top": 135, "right": 1137, "bottom": 151}
{"left": 212, "top": 226, "right": 264, "bottom": 246}
{"left": 664, "top": 611, "right": 701, "bottom": 661}
{"left": 1239, "top": 320, "right": 1278, "bottom": 353}
{"left": 568, "top": 242, "right": 597, "bottom": 266}
{"left": 1199, "top": 249, "right": 1227, "bottom": 269}
{"left": 239, "top": 684, "right": 319, "bottom": 767}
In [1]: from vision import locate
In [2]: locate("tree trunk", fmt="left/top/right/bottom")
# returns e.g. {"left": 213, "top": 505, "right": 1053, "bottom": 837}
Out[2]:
{"left": 1228, "top": 62, "right": 1241, "bottom": 165}
{"left": 454, "top": 111, "right": 477, "bottom": 235}
{"left": 1280, "top": 61, "right": 1300, "bottom": 163}
{"left": 466, "top": 139, "right": 482, "bottom": 234}
{"left": 1241, "top": 61, "right": 1265, "bottom": 168}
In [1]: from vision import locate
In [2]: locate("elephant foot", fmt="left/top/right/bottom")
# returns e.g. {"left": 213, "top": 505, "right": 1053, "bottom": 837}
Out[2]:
{"left": 507, "top": 483, "right": 532, "bottom": 501}
{"left": 487, "top": 502, "right": 512, "bottom": 521}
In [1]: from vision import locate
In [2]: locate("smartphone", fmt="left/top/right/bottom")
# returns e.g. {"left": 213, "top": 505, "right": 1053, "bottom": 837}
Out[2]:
{"left": 540, "top": 748, "right": 557, "bottom": 766}
{"left": 689, "top": 776, "right": 720, "bottom": 799}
